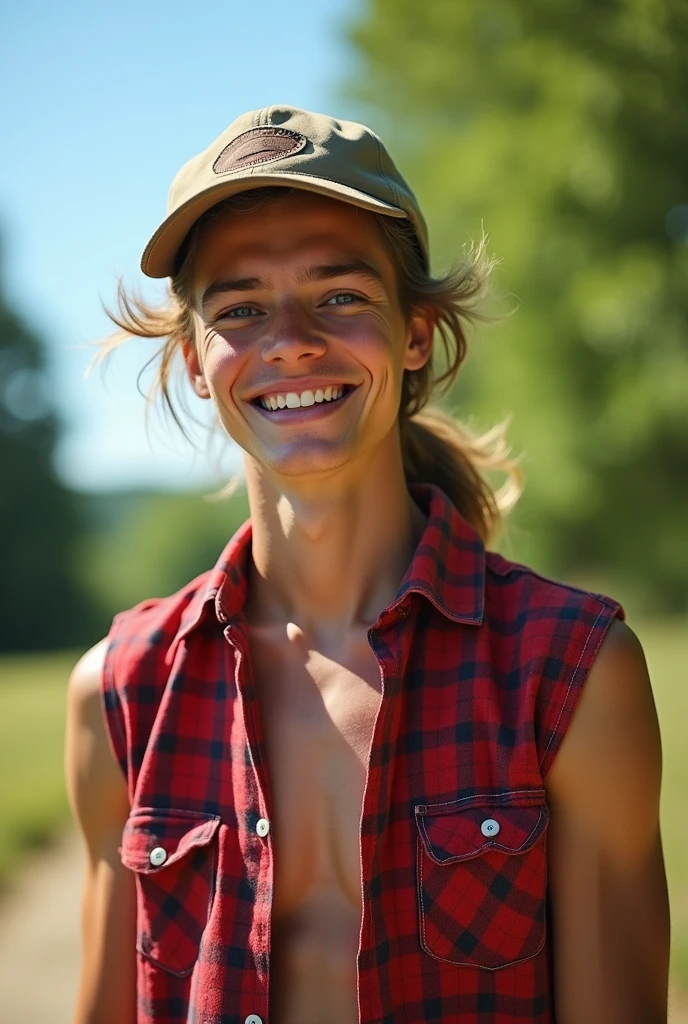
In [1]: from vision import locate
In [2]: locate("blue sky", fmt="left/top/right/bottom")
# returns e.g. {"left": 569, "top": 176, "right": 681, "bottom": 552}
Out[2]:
{"left": 2, "top": 0, "right": 359, "bottom": 491}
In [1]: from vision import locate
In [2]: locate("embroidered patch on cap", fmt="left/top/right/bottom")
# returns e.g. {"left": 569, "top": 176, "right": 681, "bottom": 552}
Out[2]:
{"left": 213, "top": 127, "right": 308, "bottom": 175}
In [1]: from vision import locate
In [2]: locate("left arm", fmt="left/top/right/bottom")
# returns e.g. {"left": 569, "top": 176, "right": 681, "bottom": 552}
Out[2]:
{"left": 546, "top": 618, "right": 670, "bottom": 1024}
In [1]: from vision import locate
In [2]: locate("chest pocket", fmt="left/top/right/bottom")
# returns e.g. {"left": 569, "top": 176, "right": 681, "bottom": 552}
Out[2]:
{"left": 415, "top": 791, "right": 549, "bottom": 970}
{"left": 120, "top": 807, "right": 221, "bottom": 977}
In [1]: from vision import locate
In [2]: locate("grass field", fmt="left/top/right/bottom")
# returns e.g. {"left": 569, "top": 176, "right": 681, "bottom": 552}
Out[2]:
{"left": 638, "top": 619, "right": 688, "bottom": 987}
{"left": 0, "top": 622, "right": 686, "bottom": 988}
{"left": 0, "top": 650, "right": 77, "bottom": 885}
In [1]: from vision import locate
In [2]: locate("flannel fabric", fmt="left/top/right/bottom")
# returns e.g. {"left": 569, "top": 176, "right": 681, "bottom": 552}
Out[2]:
{"left": 102, "top": 483, "right": 625, "bottom": 1024}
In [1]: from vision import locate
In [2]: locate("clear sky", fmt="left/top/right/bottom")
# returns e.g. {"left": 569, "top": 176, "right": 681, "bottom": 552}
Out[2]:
{"left": 2, "top": 0, "right": 358, "bottom": 491}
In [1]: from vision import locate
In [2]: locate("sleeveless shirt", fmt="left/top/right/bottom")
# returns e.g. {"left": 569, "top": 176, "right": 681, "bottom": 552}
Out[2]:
{"left": 101, "top": 482, "right": 625, "bottom": 1024}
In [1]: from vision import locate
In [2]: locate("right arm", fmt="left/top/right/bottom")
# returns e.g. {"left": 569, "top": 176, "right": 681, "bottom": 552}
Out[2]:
{"left": 65, "top": 639, "right": 137, "bottom": 1024}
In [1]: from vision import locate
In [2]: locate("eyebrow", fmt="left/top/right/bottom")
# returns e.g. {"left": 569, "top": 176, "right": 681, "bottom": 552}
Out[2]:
{"left": 200, "top": 259, "right": 385, "bottom": 311}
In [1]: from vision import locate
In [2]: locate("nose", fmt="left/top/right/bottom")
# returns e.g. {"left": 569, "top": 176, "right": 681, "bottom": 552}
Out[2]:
{"left": 260, "top": 300, "right": 327, "bottom": 366}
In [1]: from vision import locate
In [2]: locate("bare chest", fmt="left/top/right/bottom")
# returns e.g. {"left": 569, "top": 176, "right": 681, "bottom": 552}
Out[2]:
{"left": 247, "top": 625, "right": 383, "bottom": 1022}
{"left": 248, "top": 626, "right": 383, "bottom": 915}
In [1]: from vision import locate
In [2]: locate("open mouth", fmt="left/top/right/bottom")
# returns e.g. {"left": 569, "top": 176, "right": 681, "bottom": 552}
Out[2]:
{"left": 252, "top": 384, "right": 357, "bottom": 412}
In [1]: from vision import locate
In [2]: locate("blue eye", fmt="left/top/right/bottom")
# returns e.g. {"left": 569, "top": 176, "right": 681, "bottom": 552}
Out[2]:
{"left": 327, "top": 292, "right": 361, "bottom": 306}
{"left": 226, "top": 305, "right": 259, "bottom": 318}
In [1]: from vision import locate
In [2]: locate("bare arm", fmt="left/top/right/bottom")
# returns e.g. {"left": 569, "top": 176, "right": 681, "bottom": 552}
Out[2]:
{"left": 65, "top": 639, "right": 137, "bottom": 1024}
{"left": 546, "top": 618, "right": 670, "bottom": 1024}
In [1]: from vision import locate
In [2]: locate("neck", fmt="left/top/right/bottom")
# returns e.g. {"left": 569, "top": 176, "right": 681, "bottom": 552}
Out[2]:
{"left": 242, "top": 432, "right": 426, "bottom": 645}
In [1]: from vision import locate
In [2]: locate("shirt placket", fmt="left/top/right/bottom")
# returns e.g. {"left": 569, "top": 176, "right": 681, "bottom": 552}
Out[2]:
{"left": 357, "top": 603, "right": 409, "bottom": 1024}
{"left": 224, "top": 620, "right": 273, "bottom": 1024}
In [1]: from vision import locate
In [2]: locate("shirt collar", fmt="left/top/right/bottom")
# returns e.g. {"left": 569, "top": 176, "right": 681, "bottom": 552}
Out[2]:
{"left": 397, "top": 482, "right": 486, "bottom": 624}
{"left": 178, "top": 482, "right": 486, "bottom": 640}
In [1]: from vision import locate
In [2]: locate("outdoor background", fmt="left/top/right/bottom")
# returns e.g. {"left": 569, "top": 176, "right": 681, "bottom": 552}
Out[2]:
{"left": 1, "top": 0, "right": 686, "bottom": 1019}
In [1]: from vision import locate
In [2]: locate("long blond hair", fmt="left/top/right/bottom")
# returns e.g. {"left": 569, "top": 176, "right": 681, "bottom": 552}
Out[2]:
{"left": 98, "top": 187, "right": 524, "bottom": 545}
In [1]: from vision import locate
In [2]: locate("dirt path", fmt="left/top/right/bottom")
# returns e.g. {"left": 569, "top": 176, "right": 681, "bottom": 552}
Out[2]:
{"left": 0, "top": 827, "right": 686, "bottom": 1022}
{"left": 0, "top": 828, "right": 84, "bottom": 1023}
{"left": 674, "top": 991, "right": 688, "bottom": 1024}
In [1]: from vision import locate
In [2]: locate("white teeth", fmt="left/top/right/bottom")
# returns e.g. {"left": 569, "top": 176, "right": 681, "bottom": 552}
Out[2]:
{"left": 259, "top": 385, "right": 348, "bottom": 410}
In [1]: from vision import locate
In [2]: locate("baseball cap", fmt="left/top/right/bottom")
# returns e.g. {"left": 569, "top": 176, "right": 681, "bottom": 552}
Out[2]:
{"left": 140, "top": 104, "right": 429, "bottom": 279}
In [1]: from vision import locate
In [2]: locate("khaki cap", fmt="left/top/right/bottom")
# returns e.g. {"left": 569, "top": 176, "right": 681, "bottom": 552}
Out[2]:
{"left": 140, "top": 104, "right": 429, "bottom": 279}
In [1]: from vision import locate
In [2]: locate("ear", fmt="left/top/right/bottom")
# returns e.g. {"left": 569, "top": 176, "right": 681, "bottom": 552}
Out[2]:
{"left": 182, "top": 338, "right": 211, "bottom": 400}
{"left": 403, "top": 308, "right": 435, "bottom": 372}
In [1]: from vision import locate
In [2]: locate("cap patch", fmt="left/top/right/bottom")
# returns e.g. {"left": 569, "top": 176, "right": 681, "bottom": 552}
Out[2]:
{"left": 213, "top": 127, "right": 308, "bottom": 175}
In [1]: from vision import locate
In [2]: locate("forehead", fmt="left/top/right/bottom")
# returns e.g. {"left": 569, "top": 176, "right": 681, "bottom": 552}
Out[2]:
{"left": 192, "top": 191, "right": 391, "bottom": 274}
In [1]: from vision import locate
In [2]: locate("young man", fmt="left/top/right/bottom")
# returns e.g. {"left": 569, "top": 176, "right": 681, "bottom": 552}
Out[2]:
{"left": 65, "top": 106, "right": 670, "bottom": 1024}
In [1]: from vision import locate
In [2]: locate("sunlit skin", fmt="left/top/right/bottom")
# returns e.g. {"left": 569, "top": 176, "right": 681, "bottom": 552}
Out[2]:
{"left": 187, "top": 193, "right": 427, "bottom": 481}
{"left": 184, "top": 192, "right": 435, "bottom": 635}
{"left": 65, "top": 190, "right": 669, "bottom": 1024}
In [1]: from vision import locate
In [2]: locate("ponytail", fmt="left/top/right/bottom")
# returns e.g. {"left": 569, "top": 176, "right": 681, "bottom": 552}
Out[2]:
{"left": 401, "top": 411, "right": 523, "bottom": 547}
{"left": 373, "top": 214, "right": 524, "bottom": 547}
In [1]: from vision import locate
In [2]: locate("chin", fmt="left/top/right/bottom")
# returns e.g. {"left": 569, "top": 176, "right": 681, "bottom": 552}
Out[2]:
{"left": 250, "top": 439, "right": 358, "bottom": 479}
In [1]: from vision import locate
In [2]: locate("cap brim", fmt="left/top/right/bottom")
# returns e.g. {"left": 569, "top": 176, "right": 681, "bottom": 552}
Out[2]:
{"left": 140, "top": 172, "right": 408, "bottom": 279}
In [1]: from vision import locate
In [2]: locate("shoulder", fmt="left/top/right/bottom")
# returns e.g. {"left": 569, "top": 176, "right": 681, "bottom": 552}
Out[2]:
{"left": 68, "top": 637, "right": 110, "bottom": 717}
{"left": 111, "top": 568, "right": 216, "bottom": 635}
{"left": 66, "top": 639, "right": 131, "bottom": 821}
{"left": 483, "top": 550, "right": 628, "bottom": 773}
{"left": 485, "top": 549, "right": 624, "bottom": 625}
{"left": 484, "top": 550, "right": 626, "bottom": 663}
{"left": 484, "top": 549, "right": 626, "bottom": 671}
{"left": 552, "top": 615, "right": 656, "bottom": 762}
{"left": 584, "top": 615, "right": 650, "bottom": 695}
{"left": 554, "top": 615, "right": 658, "bottom": 762}
{"left": 105, "top": 568, "right": 219, "bottom": 669}
{"left": 547, "top": 617, "right": 662, "bottom": 854}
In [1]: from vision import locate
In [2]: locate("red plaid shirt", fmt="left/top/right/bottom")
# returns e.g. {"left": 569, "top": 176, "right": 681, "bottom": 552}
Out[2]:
{"left": 102, "top": 483, "right": 625, "bottom": 1024}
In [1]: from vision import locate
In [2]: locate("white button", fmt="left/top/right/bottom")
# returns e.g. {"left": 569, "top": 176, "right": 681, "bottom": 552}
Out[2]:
{"left": 256, "top": 818, "right": 270, "bottom": 838}
{"left": 244, "top": 1016, "right": 263, "bottom": 1024}
{"left": 149, "top": 846, "right": 167, "bottom": 866}
{"left": 480, "top": 818, "right": 500, "bottom": 838}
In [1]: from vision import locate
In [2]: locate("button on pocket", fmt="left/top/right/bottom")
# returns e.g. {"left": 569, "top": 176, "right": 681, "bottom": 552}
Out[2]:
{"left": 120, "top": 807, "right": 221, "bottom": 977}
{"left": 415, "top": 792, "right": 549, "bottom": 970}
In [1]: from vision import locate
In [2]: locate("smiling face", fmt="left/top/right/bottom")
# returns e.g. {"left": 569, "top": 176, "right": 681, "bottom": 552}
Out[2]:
{"left": 184, "top": 191, "right": 433, "bottom": 481}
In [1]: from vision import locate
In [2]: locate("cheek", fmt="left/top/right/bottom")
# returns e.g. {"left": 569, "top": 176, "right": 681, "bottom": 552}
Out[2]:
{"left": 200, "top": 333, "right": 244, "bottom": 395}
{"left": 357, "top": 318, "right": 409, "bottom": 394}
{"left": 343, "top": 314, "right": 405, "bottom": 374}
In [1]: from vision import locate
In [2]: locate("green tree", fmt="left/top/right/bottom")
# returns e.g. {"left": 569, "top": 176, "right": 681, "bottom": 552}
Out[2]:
{"left": 346, "top": 0, "right": 688, "bottom": 614}
{"left": 0, "top": 233, "right": 93, "bottom": 651}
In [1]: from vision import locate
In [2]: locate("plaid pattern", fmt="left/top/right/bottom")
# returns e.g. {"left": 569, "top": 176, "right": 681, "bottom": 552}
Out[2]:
{"left": 120, "top": 809, "right": 221, "bottom": 977}
{"left": 102, "top": 483, "right": 625, "bottom": 1023}
{"left": 416, "top": 793, "right": 549, "bottom": 970}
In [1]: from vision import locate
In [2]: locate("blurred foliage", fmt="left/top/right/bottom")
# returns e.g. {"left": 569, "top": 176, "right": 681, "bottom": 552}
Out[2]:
{"left": 0, "top": 237, "right": 97, "bottom": 652}
{"left": 0, "top": 223, "right": 251, "bottom": 650}
{"left": 77, "top": 487, "right": 250, "bottom": 635}
{"left": 5, "top": 0, "right": 688, "bottom": 645}
{"left": 345, "top": 0, "right": 688, "bottom": 614}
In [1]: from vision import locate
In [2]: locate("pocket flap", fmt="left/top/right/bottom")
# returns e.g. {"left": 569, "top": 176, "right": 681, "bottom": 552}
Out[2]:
{"left": 416, "top": 797, "right": 549, "bottom": 865}
{"left": 120, "top": 807, "right": 221, "bottom": 873}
